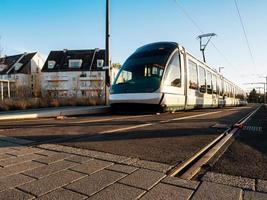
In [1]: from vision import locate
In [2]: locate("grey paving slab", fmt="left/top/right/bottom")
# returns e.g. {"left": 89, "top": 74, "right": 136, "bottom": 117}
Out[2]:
{"left": 0, "top": 188, "right": 34, "bottom": 200}
{"left": 90, "top": 183, "right": 146, "bottom": 200}
{"left": 132, "top": 160, "right": 172, "bottom": 173}
{"left": 0, "top": 147, "right": 17, "bottom": 154}
{"left": 36, "top": 188, "right": 87, "bottom": 200}
{"left": 120, "top": 158, "right": 139, "bottom": 165}
{"left": 0, "top": 161, "right": 44, "bottom": 177}
{"left": 191, "top": 181, "right": 242, "bottom": 200}
{"left": 33, "top": 152, "right": 72, "bottom": 164}
{"left": 65, "top": 155, "right": 92, "bottom": 163}
{"left": 140, "top": 183, "right": 193, "bottom": 200}
{"left": 18, "top": 170, "right": 86, "bottom": 197}
{"left": 107, "top": 164, "right": 138, "bottom": 174}
{"left": 244, "top": 191, "right": 267, "bottom": 200}
{"left": 257, "top": 179, "right": 267, "bottom": 193}
{"left": 35, "top": 150, "right": 58, "bottom": 156}
{"left": 23, "top": 160, "right": 78, "bottom": 179}
{"left": 70, "top": 159, "right": 113, "bottom": 175}
{"left": 8, "top": 147, "right": 43, "bottom": 156}
{"left": 66, "top": 169, "right": 126, "bottom": 196}
{"left": 0, "top": 174, "right": 34, "bottom": 192}
{"left": 38, "top": 144, "right": 129, "bottom": 163}
{"left": 202, "top": 172, "right": 255, "bottom": 190}
{"left": 0, "top": 153, "right": 42, "bottom": 167}
{"left": 119, "top": 168, "right": 165, "bottom": 190}
{"left": 161, "top": 176, "right": 200, "bottom": 190}
{"left": 0, "top": 153, "right": 14, "bottom": 161}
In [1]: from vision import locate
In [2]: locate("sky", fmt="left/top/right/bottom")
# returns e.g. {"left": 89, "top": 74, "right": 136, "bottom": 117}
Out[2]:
{"left": 0, "top": 0, "right": 266, "bottom": 92}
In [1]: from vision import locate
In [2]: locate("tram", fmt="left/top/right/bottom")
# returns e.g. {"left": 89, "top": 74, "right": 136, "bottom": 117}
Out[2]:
{"left": 109, "top": 42, "right": 247, "bottom": 112}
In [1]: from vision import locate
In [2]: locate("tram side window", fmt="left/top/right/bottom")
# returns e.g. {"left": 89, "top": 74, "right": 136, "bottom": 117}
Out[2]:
{"left": 212, "top": 75, "right": 217, "bottom": 94}
{"left": 188, "top": 60, "right": 198, "bottom": 90}
{"left": 198, "top": 66, "right": 206, "bottom": 93}
{"left": 164, "top": 52, "right": 181, "bottom": 87}
{"left": 217, "top": 78, "right": 222, "bottom": 96}
{"left": 207, "top": 71, "right": 212, "bottom": 94}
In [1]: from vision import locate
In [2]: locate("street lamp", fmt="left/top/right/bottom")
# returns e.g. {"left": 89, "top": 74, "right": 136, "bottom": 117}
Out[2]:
{"left": 197, "top": 33, "right": 217, "bottom": 63}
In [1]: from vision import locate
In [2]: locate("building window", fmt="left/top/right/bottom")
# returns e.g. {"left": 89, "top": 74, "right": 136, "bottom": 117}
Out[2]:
{"left": 164, "top": 52, "right": 181, "bottom": 87}
{"left": 69, "top": 59, "right": 83, "bottom": 68}
{"left": 188, "top": 60, "right": 198, "bottom": 90}
{"left": 48, "top": 61, "right": 56, "bottom": 69}
{"left": 198, "top": 66, "right": 206, "bottom": 93}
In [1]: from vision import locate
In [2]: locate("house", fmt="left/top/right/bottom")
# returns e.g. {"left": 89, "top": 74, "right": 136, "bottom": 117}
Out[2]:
{"left": 41, "top": 49, "right": 116, "bottom": 99}
{"left": 0, "top": 52, "right": 44, "bottom": 98}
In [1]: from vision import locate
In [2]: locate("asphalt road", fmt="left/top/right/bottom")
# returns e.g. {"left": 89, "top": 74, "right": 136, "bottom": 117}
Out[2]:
{"left": 210, "top": 105, "right": 267, "bottom": 179}
{"left": 0, "top": 106, "right": 256, "bottom": 166}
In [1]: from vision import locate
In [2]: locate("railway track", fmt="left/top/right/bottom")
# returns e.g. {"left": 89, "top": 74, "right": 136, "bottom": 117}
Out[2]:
{"left": 167, "top": 105, "right": 261, "bottom": 179}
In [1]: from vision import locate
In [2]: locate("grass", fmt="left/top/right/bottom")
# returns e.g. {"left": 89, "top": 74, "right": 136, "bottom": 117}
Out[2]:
{"left": 0, "top": 97, "right": 104, "bottom": 111}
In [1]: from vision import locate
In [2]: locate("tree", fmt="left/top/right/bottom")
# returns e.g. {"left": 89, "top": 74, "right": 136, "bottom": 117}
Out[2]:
{"left": 248, "top": 88, "right": 263, "bottom": 103}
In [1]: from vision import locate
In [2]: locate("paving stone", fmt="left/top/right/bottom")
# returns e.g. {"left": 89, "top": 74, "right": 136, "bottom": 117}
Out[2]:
{"left": 0, "top": 153, "right": 42, "bottom": 167}
{"left": 65, "top": 155, "right": 92, "bottom": 163}
{"left": 0, "top": 174, "right": 34, "bottom": 192}
{"left": 202, "top": 172, "right": 255, "bottom": 190}
{"left": 257, "top": 179, "right": 267, "bottom": 193}
{"left": 0, "top": 188, "right": 34, "bottom": 200}
{"left": 66, "top": 169, "right": 126, "bottom": 196}
{"left": 70, "top": 159, "right": 113, "bottom": 175}
{"left": 18, "top": 170, "right": 85, "bottom": 197}
{"left": 8, "top": 147, "right": 43, "bottom": 156}
{"left": 161, "top": 176, "right": 200, "bottom": 190}
{"left": 0, "top": 153, "right": 14, "bottom": 161}
{"left": 36, "top": 188, "right": 87, "bottom": 200}
{"left": 35, "top": 150, "right": 58, "bottom": 156}
{"left": 107, "top": 164, "right": 138, "bottom": 174}
{"left": 191, "top": 181, "right": 242, "bottom": 200}
{"left": 140, "top": 183, "right": 193, "bottom": 200}
{"left": 92, "top": 152, "right": 129, "bottom": 163}
{"left": 132, "top": 160, "right": 172, "bottom": 173}
{"left": 90, "top": 183, "right": 146, "bottom": 200}
{"left": 34, "top": 153, "right": 72, "bottom": 164}
{"left": 120, "top": 158, "right": 139, "bottom": 165}
{"left": 0, "top": 146, "right": 17, "bottom": 154}
{"left": 244, "top": 191, "right": 267, "bottom": 200}
{"left": 0, "top": 161, "right": 44, "bottom": 177}
{"left": 119, "top": 168, "right": 165, "bottom": 190}
{"left": 23, "top": 160, "right": 78, "bottom": 179}
{"left": 38, "top": 144, "right": 129, "bottom": 163}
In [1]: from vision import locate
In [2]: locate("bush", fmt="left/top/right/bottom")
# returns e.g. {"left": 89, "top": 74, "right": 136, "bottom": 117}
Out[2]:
{"left": 0, "top": 97, "right": 104, "bottom": 111}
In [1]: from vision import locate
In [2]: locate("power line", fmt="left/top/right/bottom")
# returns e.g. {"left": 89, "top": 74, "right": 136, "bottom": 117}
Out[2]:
{"left": 234, "top": 0, "right": 256, "bottom": 67}
{"left": 172, "top": 0, "right": 235, "bottom": 68}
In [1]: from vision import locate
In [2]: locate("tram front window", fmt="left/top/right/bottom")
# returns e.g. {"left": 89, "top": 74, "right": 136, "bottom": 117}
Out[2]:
{"left": 111, "top": 43, "right": 175, "bottom": 94}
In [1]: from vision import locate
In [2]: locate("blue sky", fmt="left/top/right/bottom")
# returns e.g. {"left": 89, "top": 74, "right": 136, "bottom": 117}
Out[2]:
{"left": 0, "top": 0, "right": 266, "bottom": 91}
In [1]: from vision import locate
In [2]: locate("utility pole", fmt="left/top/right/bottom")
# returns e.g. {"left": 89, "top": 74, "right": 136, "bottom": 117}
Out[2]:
{"left": 197, "top": 33, "right": 216, "bottom": 63}
{"left": 259, "top": 76, "right": 267, "bottom": 104}
{"left": 105, "top": 0, "right": 110, "bottom": 105}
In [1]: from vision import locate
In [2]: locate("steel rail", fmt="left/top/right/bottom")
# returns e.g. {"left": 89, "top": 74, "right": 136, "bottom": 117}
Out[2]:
{"left": 167, "top": 105, "right": 261, "bottom": 179}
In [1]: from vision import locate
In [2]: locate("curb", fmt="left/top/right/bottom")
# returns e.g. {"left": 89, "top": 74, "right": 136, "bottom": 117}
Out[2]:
{"left": 0, "top": 106, "right": 110, "bottom": 121}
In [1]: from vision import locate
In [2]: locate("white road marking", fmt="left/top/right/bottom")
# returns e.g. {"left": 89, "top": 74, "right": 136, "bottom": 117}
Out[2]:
{"left": 100, "top": 111, "right": 224, "bottom": 134}
{"left": 69, "top": 114, "right": 153, "bottom": 124}
{"left": 99, "top": 123, "right": 153, "bottom": 134}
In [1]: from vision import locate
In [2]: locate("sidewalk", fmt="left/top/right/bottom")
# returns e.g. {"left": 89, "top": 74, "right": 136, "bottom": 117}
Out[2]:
{"left": 0, "top": 106, "right": 109, "bottom": 121}
{"left": 0, "top": 136, "right": 266, "bottom": 199}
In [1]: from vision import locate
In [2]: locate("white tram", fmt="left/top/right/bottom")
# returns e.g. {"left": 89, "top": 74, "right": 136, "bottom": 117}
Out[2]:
{"left": 110, "top": 42, "right": 247, "bottom": 112}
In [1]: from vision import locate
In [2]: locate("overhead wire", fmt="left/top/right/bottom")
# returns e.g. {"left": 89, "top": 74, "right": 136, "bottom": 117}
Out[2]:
{"left": 234, "top": 0, "right": 256, "bottom": 67}
{"left": 172, "top": 0, "right": 235, "bottom": 69}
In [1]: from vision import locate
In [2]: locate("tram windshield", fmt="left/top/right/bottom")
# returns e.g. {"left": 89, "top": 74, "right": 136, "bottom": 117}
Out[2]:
{"left": 111, "top": 43, "right": 176, "bottom": 94}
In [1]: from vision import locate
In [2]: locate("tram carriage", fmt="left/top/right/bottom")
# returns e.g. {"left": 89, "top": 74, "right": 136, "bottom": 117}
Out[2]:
{"left": 109, "top": 42, "right": 247, "bottom": 112}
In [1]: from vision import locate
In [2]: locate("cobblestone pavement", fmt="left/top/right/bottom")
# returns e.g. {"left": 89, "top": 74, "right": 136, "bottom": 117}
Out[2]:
{"left": 0, "top": 135, "right": 267, "bottom": 200}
